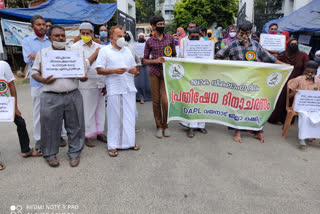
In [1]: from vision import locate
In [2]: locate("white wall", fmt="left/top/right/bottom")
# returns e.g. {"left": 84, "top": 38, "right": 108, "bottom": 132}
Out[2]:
{"left": 117, "top": 0, "right": 136, "bottom": 19}
{"left": 238, "top": 0, "right": 254, "bottom": 23}
{"left": 282, "top": 0, "right": 312, "bottom": 16}
{"left": 156, "top": 0, "right": 178, "bottom": 22}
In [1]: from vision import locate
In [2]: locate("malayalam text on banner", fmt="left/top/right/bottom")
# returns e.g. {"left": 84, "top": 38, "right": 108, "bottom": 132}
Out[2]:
{"left": 41, "top": 50, "right": 86, "bottom": 78}
{"left": 163, "top": 58, "right": 293, "bottom": 130}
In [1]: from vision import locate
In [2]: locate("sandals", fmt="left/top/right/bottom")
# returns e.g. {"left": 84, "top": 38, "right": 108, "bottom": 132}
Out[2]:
{"left": 254, "top": 133, "right": 265, "bottom": 143}
{"left": 0, "top": 163, "right": 5, "bottom": 171}
{"left": 108, "top": 149, "right": 118, "bottom": 157}
{"left": 187, "top": 129, "right": 195, "bottom": 138}
{"left": 132, "top": 144, "right": 140, "bottom": 151}
{"left": 31, "top": 148, "right": 43, "bottom": 157}
{"left": 21, "top": 150, "right": 33, "bottom": 158}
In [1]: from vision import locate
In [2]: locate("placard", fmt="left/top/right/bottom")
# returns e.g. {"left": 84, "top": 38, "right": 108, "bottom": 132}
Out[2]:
{"left": 0, "top": 97, "right": 15, "bottom": 122}
{"left": 294, "top": 90, "right": 320, "bottom": 112}
{"left": 41, "top": 50, "right": 86, "bottom": 78}
{"left": 260, "top": 34, "right": 286, "bottom": 52}
{"left": 299, "top": 44, "right": 312, "bottom": 55}
{"left": 175, "top": 46, "right": 180, "bottom": 58}
{"left": 298, "top": 35, "right": 311, "bottom": 45}
{"left": 132, "top": 42, "right": 145, "bottom": 58}
{"left": 183, "top": 40, "right": 214, "bottom": 59}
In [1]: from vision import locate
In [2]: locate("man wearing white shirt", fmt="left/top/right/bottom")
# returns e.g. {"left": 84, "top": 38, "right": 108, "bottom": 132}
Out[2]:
{"left": 72, "top": 22, "right": 107, "bottom": 147}
{"left": 96, "top": 25, "right": 139, "bottom": 157}
{"left": 32, "top": 25, "right": 88, "bottom": 167}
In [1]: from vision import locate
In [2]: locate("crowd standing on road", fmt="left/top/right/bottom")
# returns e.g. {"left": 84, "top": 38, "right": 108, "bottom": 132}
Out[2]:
{"left": 1, "top": 14, "right": 320, "bottom": 171}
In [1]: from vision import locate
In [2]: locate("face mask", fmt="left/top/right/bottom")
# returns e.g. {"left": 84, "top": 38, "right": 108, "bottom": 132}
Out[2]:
{"left": 314, "top": 57, "right": 320, "bottom": 63}
{"left": 34, "top": 29, "right": 46, "bottom": 37}
{"left": 124, "top": 35, "right": 131, "bottom": 42}
{"left": 207, "top": 33, "right": 212, "bottom": 38}
{"left": 289, "top": 43, "right": 298, "bottom": 52}
{"left": 52, "top": 41, "right": 66, "bottom": 50}
{"left": 176, "top": 32, "right": 180, "bottom": 36}
{"left": 190, "top": 36, "right": 199, "bottom": 40}
{"left": 116, "top": 37, "right": 127, "bottom": 48}
{"left": 81, "top": 35, "right": 92, "bottom": 44}
{"left": 138, "top": 38, "right": 146, "bottom": 43}
{"left": 237, "top": 34, "right": 249, "bottom": 44}
{"left": 229, "top": 32, "right": 236, "bottom": 38}
{"left": 100, "top": 31, "right": 107, "bottom": 38}
{"left": 174, "top": 40, "right": 178, "bottom": 45}
{"left": 156, "top": 27, "right": 165, "bottom": 34}
{"left": 269, "top": 30, "right": 277, "bottom": 35}
{"left": 306, "top": 74, "right": 316, "bottom": 79}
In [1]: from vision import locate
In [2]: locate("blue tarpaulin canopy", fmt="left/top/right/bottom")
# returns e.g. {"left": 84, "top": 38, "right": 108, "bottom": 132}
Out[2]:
{"left": 0, "top": 0, "right": 117, "bottom": 24}
{"left": 263, "top": 0, "right": 320, "bottom": 33}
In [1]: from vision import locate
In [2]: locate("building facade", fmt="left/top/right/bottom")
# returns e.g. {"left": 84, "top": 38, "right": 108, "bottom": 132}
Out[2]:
{"left": 117, "top": 0, "right": 136, "bottom": 20}
{"left": 281, "top": 0, "right": 312, "bottom": 16}
{"left": 155, "top": 0, "right": 178, "bottom": 22}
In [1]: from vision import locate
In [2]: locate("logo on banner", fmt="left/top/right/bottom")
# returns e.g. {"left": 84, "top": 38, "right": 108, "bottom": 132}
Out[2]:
{"left": 245, "top": 51, "right": 256, "bottom": 61}
{"left": 0, "top": 79, "right": 9, "bottom": 94}
{"left": 164, "top": 45, "right": 173, "bottom": 57}
{"left": 169, "top": 64, "right": 185, "bottom": 80}
{"left": 266, "top": 72, "right": 283, "bottom": 87}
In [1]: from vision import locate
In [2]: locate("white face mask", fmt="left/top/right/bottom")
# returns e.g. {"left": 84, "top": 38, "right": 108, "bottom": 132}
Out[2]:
{"left": 52, "top": 41, "right": 66, "bottom": 49}
{"left": 116, "top": 37, "right": 127, "bottom": 48}
{"left": 229, "top": 32, "right": 236, "bottom": 38}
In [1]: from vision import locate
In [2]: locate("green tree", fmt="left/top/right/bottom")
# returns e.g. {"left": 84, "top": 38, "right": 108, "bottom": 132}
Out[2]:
{"left": 136, "top": 0, "right": 156, "bottom": 23}
{"left": 173, "top": 0, "right": 238, "bottom": 30}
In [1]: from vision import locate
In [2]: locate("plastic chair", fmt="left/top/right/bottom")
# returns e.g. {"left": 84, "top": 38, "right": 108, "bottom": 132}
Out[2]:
{"left": 282, "top": 79, "right": 298, "bottom": 138}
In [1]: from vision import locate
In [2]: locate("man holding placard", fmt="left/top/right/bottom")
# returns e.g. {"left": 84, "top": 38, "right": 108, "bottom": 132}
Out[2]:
{"left": 288, "top": 61, "right": 320, "bottom": 149}
{"left": 71, "top": 22, "right": 107, "bottom": 148}
{"left": 96, "top": 25, "right": 140, "bottom": 157}
{"left": 31, "top": 25, "right": 88, "bottom": 167}
{"left": 0, "top": 61, "right": 34, "bottom": 170}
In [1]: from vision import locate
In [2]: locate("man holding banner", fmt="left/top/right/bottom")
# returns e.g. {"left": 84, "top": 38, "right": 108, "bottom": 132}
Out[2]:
{"left": 143, "top": 15, "right": 176, "bottom": 139}
{"left": 215, "top": 20, "right": 284, "bottom": 143}
{"left": 31, "top": 25, "right": 88, "bottom": 167}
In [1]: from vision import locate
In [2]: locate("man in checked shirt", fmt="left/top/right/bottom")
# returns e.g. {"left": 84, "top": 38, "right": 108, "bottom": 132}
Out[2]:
{"left": 143, "top": 16, "right": 176, "bottom": 139}
{"left": 216, "top": 20, "right": 284, "bottom": 143}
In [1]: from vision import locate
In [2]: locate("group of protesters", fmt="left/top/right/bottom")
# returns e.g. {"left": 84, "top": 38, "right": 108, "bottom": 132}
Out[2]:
{"left": 1, "top": 14, "right": 320, "bottom": 171}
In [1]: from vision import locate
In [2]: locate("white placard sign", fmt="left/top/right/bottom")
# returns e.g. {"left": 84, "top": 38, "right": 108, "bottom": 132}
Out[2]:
{"left": 175, "top": 46, "right": 180, "bottom": 58}
{"left": 299, "top": 44, "right": 312, "bottom": 55}
{"left": 298, "top": 35, "right": 311, "bottom": 45}
{"left": 183, "top": 40, "right": 214, "bottom": 59}
{"left": 294, "top": 90, "right": 320, "bottom": 112}
{"left": 260, "top": 34, "right": 286, "bottom": 52}
{"left": 0, "top": 97, "right": 15, "bottom": 122}
{"left": 132, "top": 42, "right": 145, "bottom": 58}
{"left": 41, "top": 50, "right": 86, "bottom": 78}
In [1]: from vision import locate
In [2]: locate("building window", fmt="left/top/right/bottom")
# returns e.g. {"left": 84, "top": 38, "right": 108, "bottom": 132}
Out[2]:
{"left": 165, "top": 10, "right": 173, "bottom": 15}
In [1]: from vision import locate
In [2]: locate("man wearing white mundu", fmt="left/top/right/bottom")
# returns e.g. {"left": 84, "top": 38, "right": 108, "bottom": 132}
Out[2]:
{"left": 31, "top": 25, "right": 88, "bottom": 168}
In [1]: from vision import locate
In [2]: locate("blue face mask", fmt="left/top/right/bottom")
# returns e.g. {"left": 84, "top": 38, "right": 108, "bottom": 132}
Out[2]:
{"left": 314, "top": 57, "right": 320, "bottom": 64}
{"left": 100, "top": 31, "right": 108, "bottom": 38}
{"left": 174, "top": 40, "right": 178, "bottom": 45}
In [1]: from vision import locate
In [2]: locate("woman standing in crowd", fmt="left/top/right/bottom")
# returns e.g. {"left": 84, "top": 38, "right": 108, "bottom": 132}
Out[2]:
{"left": 268, "top": 39, "right": 309, "bottom": 125}
{"left": 176, "top": 27, "right": 185, "bottom": 46}
{"left": 222, "top": 26, "right": 237, "bottom": 45}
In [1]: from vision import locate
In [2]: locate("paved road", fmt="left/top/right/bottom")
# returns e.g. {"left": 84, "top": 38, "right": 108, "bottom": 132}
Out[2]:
{"left": 1, "top": 84, "right": 320, "bottom": 214}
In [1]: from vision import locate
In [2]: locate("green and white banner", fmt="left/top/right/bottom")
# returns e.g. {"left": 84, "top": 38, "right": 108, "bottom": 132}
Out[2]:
{"left": 163, "top": 58, "right": 293, "bottom": 131}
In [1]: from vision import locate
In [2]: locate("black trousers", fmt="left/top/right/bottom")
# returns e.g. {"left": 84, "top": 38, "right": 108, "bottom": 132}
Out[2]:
{"left": 14, "top": 115, "right": 31, "bottom": 153}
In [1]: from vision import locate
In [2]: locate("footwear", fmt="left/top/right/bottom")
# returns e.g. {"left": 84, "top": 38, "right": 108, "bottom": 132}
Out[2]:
{"left": 108, "top": 149, "right": 118, "bottom": 157}
{"left": 60, "top": 137, "right": 67, "bottom": 147}
{"left": 155, "top": 129, "right": 163, "bottom": 139}
{"left": 21, "top": 150, "right": 33, "bottom": 158}
{"left": 47, "top": 157, "right": 59, "bottom": 167}
{"left": 140, "top": 100, "right": 145, "bottom": 104}
{"left": 97, "top": 134, "right": 107, "bottom": 143}
{"left": 0, "top": 163, "right": 5, "bottom": 171}
{"left": 198, "top": 128, "right": 208, "bottom": 134}
{"left": 163, "top": 129, "right": 171, "bottom": 137}
{"left": 135, "top": 128, "right": 140, "bottom": 133}
{"left": 69, "top": 157, "right": 80, "bottom": 167}
{"left": 85, "top": 138, "right": 96, "bottom": 147}
{"left": 31, "top": 148, "right": 43, "bottom": 157}
{"left": 187, "top": 128, "right": 195, "bottom": 138}
{"left": 132, "top": 144, "right": 140, "bottom": 151}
